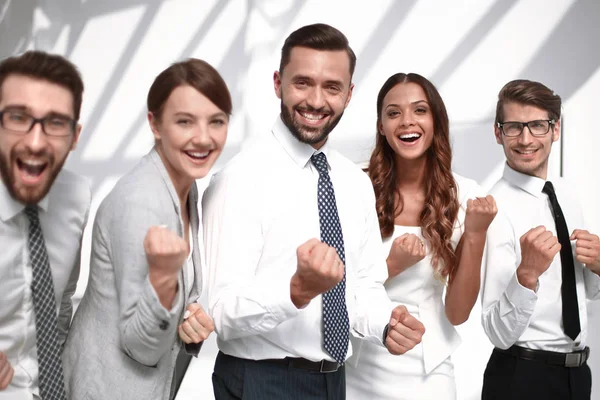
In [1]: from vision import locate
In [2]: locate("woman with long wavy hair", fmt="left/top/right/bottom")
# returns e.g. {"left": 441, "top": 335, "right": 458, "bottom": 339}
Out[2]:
{"left": 346, "top": 73, "right": 497, "bottom": 399}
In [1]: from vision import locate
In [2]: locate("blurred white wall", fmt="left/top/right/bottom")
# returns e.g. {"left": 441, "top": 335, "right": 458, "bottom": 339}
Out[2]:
{"left": 2, "top": 0, "right": 599, "bottom": 398}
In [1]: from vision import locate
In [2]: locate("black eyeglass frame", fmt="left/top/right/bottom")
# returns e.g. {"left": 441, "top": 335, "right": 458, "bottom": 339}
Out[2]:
{"left": 0, "top": 109, "right": 77, "bottom": 137}
{"left": 496, "top": 119, "right": 556, "bottom": 137}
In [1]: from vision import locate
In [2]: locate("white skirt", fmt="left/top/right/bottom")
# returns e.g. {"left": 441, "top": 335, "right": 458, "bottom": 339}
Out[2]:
{"left": 346, "top": 339, "right": 456, "bottom": 400}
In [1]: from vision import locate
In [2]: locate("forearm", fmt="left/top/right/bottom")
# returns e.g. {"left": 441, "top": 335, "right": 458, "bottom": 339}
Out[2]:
{"left": 481, "top": 273, "right": 537, "bottom": 349}
{"left": 148, "top": 270, "right": 179, "bottom": 309}
{"left": 120, "top": 276, "right": 183, "bottom": 366}
{"left": 445, "top": 232, "right": 486, "bottom": 325}
{"left": 210, "top": 274, "right": 300, "bottom": 341}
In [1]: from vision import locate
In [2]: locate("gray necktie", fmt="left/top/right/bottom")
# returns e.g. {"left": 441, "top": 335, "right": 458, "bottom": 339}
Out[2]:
{"left": 24, "top": 206, "right": 67, "bottom": 400}
{"left": 311, "top": 152, "right": 350, "bottom": 364}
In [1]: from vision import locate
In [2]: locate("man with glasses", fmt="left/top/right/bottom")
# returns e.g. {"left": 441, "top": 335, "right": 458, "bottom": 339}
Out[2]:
{"left": 481, "top": 79, "right": 600, "bottom": 400}
{"left": 0, "top": 51, "right": 90, "bottom": 400}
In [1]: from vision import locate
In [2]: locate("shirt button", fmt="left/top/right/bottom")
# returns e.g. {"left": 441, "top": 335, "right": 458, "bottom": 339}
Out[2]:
{"left": 159, "top": 320, "right": 169, "bottom": 330}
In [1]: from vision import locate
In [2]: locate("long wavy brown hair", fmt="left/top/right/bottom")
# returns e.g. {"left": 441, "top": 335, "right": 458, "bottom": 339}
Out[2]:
{"left": 369, "top": 73, "right": 459, "bottom": 279}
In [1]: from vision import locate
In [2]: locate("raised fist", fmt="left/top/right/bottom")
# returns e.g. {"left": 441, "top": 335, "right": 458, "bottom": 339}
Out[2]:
{"left": 464, "top": 195, "right": 498, "bottom": 235}
{"left": 517, "top": 226, "right": 561, "bottom": 290}
{"left": 385, "top": 305, "right": 426, "bottom": 355}
{"left": 178, "top": 303, "right": 215, "bottom": 344}
{"left": 144, "top": 226, "right": 188, "bottom": 277}
{"left": 0, "top": 352, "right": 14, "bottom": 390}
{"left": 290, "top": 238, "right": 344, "bottom": 308}
{"left": 386, "top": 233, "right": 426, "bottom": 278}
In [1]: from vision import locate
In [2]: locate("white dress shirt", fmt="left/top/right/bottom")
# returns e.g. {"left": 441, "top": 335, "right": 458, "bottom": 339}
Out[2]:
{"left": 0, "top": 169, "right": 91, "bottom": 400}
{"left": 203, "top": 117, "right": 394, "bottom": 362}
{"left": 481, "top": 164, "right": 600, "bottom": 352}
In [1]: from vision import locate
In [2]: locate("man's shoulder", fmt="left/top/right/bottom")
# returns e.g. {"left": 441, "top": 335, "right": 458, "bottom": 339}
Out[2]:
{"left": 329, "top": 149, "right": 371, "bottom": 187}
{"left": 50, "top": 168, "right": 92, "bottom": 209}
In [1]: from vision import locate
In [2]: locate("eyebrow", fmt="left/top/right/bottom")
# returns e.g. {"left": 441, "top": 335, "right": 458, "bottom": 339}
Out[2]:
{"left": 3, "top": 104, "right": 73, "bottom": 119}
{"left": 174, "top": 111, "right": 228, "bottom": 119}
{"left": 385, "top": 100, "right": 430, "bottom": 109}
{"left": 292, "top": 75, "right": 345, "bottom": 87}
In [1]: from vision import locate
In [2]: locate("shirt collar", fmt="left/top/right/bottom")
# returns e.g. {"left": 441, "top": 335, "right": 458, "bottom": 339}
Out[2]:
{"left": 271, "top": 115, "right": 331, "bottom": 170}
{"left": 502, "top": 163, "right": 546, "bottom": 198}
{"left": 0, "top": 179, "right": 50, "bottom": 222}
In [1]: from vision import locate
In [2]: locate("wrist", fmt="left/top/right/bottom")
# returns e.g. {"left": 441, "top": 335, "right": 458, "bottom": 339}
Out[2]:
{"left": 290, "top": 274, "right": 312, "bottom": 309}
{"left": 516, "top": 265, "right": 539, "bottom": 291}
{"left": 462, "top": 230, "right": 487, "bottom": 244}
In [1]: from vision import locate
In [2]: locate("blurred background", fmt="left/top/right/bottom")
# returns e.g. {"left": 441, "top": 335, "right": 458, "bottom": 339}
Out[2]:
{"left": 1, "top": 0, "right": 599, "bottom": 398}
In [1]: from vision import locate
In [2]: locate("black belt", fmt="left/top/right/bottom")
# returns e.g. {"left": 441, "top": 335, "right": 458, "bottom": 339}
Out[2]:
{"left": 496, "top": 345, "right": 590, "bottom": 368}
{"left": 261, "top": 357, "right": 342, "bottom": 373}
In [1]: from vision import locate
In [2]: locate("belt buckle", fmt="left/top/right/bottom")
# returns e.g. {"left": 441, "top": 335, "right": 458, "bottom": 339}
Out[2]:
{"left": 565, "top": 353, "right": 582, "bottom": 368}
{"left": 319, "top": 360, "right": 339, "bottom": 373}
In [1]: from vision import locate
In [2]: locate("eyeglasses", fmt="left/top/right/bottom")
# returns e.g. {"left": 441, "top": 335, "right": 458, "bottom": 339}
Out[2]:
{"left": 0, "top": 109, "right": 76, "bottom": 137}
{"left": 497, "top": 119, "right": 555, "bottom": 137}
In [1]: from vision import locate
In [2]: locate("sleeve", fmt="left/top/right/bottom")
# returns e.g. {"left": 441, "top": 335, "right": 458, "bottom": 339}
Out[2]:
{"left": 351, "top": 177, "right": 395, "bottom": 347}
{"left": 480, "top": 211, "right": 538, "bottom": 349}
{"left": 57, "top": 182, "right": 91, "bottom": 347}
{"left": 204, "top": 171, "right": 299, "bottom": 342}
{"left": 584, "top": 268, "right": 600, "bottom": 300}
{"left": 106, "top": 199, "right": 184, "bottom": 367}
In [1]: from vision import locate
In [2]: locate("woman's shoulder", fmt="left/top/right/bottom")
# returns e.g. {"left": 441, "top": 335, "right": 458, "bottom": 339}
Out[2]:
{"left": 453, "top": 172, "right": 486, "bottom": 205}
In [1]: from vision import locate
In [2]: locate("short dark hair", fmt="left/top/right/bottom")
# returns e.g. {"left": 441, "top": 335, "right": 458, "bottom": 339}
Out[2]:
{"left": 0, "top": 50, "right": 84, "bottom": 120}
{"left": 147, "top": 58, "right": 232, "bottom": 119}
{"left": 279, "top": 23, "right": 356, "bottom": 78}
{"left": 495, "top": 79, "right": 561, "bottom": 124}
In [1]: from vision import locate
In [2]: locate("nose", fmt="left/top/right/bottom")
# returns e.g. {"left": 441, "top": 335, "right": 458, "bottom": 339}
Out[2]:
{"left": 191, "top": 123, "right": 212, "bottom": 147}
{"left": 306, "top": 87, "right": 326, "bottom": 110}
{"left": 401, "top": 113, "right": 415, "bottom": 128}
{"left": 517, "top": 125, "right": 534, "bottom": 146}
{"left": 23, "top": 121, "right": 49, "bottom": 153}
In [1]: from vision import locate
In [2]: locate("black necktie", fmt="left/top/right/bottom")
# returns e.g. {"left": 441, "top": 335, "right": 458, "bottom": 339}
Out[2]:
{"left": 311, "top": 152, "right": 349, "bottom": 363}
{"left": 24, "top": 206, "right": 67, "bottom": 400}
{"left": 542, "top": 181, "right": 581, "bottom": 341}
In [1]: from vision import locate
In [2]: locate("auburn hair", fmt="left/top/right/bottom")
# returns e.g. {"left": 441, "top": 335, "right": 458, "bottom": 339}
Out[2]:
{"left": 369, "top": 73, "right": 459, "bottom": 279}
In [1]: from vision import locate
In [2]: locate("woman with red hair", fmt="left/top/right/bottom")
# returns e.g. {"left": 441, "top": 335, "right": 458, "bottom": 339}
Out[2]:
{"left": 346, "top": 73, "right": 497, "bottom": 399}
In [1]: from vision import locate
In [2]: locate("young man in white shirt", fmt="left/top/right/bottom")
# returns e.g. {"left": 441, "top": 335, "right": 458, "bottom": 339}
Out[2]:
{"left": 0, "top": 51, "right": 91, "bottom": 400}
{"left": 203, "top": 23, "right": 426, "bottom": 399}
{"left": 481, "top": 79, "right": 600, "bottom": 400}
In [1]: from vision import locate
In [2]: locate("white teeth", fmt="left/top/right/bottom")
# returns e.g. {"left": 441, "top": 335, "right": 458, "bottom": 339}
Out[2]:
{"left": 21, "top": 159, "right": 46, "bottom": 166}
{"left": 517, "top": 149, "right": 536, "bottom": 154}
{"left": 299, "top": 111, "right": 325, "bottom": 121}
{"left": 186, "top": 151, "right": 209, "bottom": 158}
{"left": 399, "top": 133, "right": 421, "bottom": 139}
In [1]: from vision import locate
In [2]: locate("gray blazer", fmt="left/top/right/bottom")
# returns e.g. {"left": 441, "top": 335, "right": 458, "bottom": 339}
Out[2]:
{"left": 63, "top": 149, "right": 203, "bottom": 400}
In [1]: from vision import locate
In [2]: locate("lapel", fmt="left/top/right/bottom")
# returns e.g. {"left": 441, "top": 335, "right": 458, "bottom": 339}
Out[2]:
{"left": 188, "top": 182, "right": 202, "bottom": 300}
{"left": 148, "top": 148, "right": 194, "bottom": 301}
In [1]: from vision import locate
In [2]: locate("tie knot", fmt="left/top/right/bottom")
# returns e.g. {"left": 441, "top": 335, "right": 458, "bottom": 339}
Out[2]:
{"left": 24, "top": 205, "right": 40, "bottom": 225}
{"left": 311, "top": 152, "right": 329, "bottom": 175}
{"left": 543, "top": 181, "right": 555, "bottom": 197}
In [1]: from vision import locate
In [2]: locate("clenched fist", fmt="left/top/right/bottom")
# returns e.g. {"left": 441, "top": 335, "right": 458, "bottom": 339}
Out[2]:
{"left": 0, "top": 352, "right": 14, "bottom": 390}
{"left": 385, "top": 305, "right": 425, "bottom": 355}
{"left": 464, "top": 195, "right": 498, "bottom": 235}
{"left": 571, "top": 229, "right": 600, "bottom": 274}
{"left": 386, "top": 233, "right": 426, "bottom": 278}
{"left": 144, "top": 226, "right": 188, "bottom": 277}
{"left": 178, "top": 303, "right": 215, "bottom": 344}
{"left": 290, "top": 238, "right": 344, "bottom": 308}
{"left": 517, "top": 226, "right": 561, "bottom": 290}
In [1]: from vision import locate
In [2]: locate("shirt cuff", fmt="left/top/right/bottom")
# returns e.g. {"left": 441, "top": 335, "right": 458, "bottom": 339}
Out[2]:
{"left": 502, "top": 272, "right": 538, "bottom": 314}
{"left": 264, "top": 276, "right": 301, "bottom": 321}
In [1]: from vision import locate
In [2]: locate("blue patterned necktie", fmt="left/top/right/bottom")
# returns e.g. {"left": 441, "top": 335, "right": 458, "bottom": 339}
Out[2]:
{"left": 24, "top": 206, "right": 67, "bottom": 400}
{"left": 311, "top": 152, "right": 350, "bottom": 364}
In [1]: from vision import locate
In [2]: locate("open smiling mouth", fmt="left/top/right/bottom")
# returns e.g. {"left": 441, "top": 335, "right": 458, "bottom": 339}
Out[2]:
{"left": 184, "top": 150, "right": 211, "bottom": 161}
{"left": 515, "top": 148, "right": 539, "bottom": 156}
{"left": 398, "top": 133, "right": 422, "bottom": 143}
{"left": 296, "top": 110, "right": 329, "bottom": 124}
{"left": 17, "top": 159, "right": 48, "bottom": 182}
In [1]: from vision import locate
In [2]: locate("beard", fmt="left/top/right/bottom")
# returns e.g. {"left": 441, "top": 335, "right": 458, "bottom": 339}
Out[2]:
{"left": 280, "top": 101, "right": 344, "bottom": 146}
{"left": 0, "top": 148, "right": 65, "bottom": 205}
